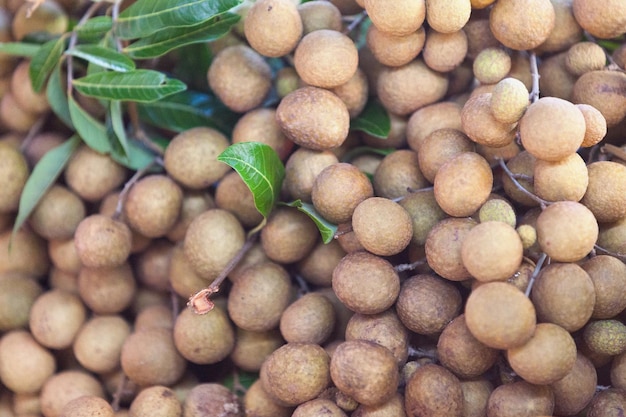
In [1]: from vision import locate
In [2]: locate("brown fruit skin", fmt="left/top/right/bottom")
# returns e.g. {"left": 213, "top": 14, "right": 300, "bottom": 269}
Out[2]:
{"left": 78, "top": 263, "right": 137, "bottom": 314}
{"left": 230, "top": 328, "right": 284, "bottom": 373}
{"left": 407, "top": 101, "right": 463, "bottom": 152}
{"left": 581, "top": 161, "right": 626, "bottom": 223}
{"left": 74, "top": 214, "right": 132, "bottom": 269}
{"left": 586, "top": 388, "right": 626, "bottom": 417}
{"left": 396, "top": 274, "right": 462, "bottom": 335}
{"left": 244, "top": 0, "right": 302, "bottom": 58}
{"left": 276, "top": 87, "right": 350, "bottom": 151}
{"left": 572, "top": 0, "right": 626, "bottom": 39}
{"left": 0, "top": 142, "right": 28, "bottom": 213}
{"left": 583, "top": 319, "right": 626, "bottom": 356}
{"left": 0, "top": 274, "right": 42, "bottom": 331}
{"left": 129, "top": 386, "right": 182, "bottom": 417}
{"left": 231, "top": 108, "right": 293, "bottom": 161}
{"left": 0, "top": 227, "right": 50, "bottom": 277}
{"left": 244, "top": 380, "right": 293, "bottom": 417}
{"left": 261, "top": 206, "right": 319, "bottom": 264}
{"left": 330, "top": 340, "right": 399, "bottom": 407}
{"left": 29, "top": 289, "right": 86, "bottom": 350}
{"left": 280, "top": 293, "right": 335, "bottom": 345}
{"left": 297, "top": 1, "right": 342, "bottom": 34}
{"left": 29, "top": 184, "right": 86, "bottom": 240}
{"left": 297, "top": 239, "right": 345, "bottom": 287}
{"left": 461, "top": 93, "right": 517, "bottom": 148}
{"left": 551, "top": 352, "right": 597, "bottom": 416}
{"left": 582, "top": 255, "right": 626, "bottom": 319}
{"left": 489, "top": 0, "right": 555, "bottom": 51}
{"left": 184, "top": 383, "right": 242, "bottom": 417}
{"left": 373, "top": 149, "right": 428, "bottom": 200}
{"left": 460, "top": 379, "right": 492, "bottom": 417}
{"left": 404, "top": 364, "right": 463, "bottom": 417}
{"left": 174, "top": 305, "right": 234, "bottom": 365}
{"left": 366, "top": 25, "right": 425, "bottom": 67}
{"left": 577, "top": 103, "right": 607, "bottom": 148}
{"left": 425, "top": 217, "right": 476, "bottom": 281}
{"left": 207, "top": 45, "right": 271, "bottom": 112}
{"left": 292, "top": 399, "right": 347, "bottom": 417}
{"left": 73, "top": 315, "right": 130, "bottom": 374}
{"left": 260, "top": 343, "right": 330, "bottom": 407}
{"left": 400, "top": 189, "right": 447, "bottom": 246}
{"left": 418, "top": 128, "right": 474, "bottom": 184}
{"left": 533, "top": 152, "right": 589, "bottom": 202}
{"left": 486, "top": 381, "right": 555, "bottom": 417}
{"left": 437, "top": 314, "right": 499, "bottom": 379}
{"left": 426, "top": 0, "right": 471, "bottom": 33}
{"left": 0, "top": 330, "right": 56, "bottom": 394}
{"left": 60, "top": 396, "right": 115, "bottom": 417}
{"left": 11, "top": 60, "right": 49, "bottom": 114}
{"left": 364, "top": 0, "right": 425, "bottom": 36}
{"left": 284, "top": 148, "right": 339, "bottom": 203}
{"left": 215, "top": 171, "right": 263, "bottom": 228}
{"left": 572, "top": 70, "right": 626, "bottom": 127}
{"left": 40, "top": 370, "right": 105, "bottom": 417}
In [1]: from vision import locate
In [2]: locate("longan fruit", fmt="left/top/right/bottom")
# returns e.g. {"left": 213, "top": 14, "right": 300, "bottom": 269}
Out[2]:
{"left": 490, "top": 77, "right": 530, "bottom": 124}
{"left": 11, "top": 0, "right": 67, "bottom": 40}
{"left": 500, "top": 151, "right": 538, "bottom": 207}
{"left": 329, "top": 0, "right": 363, "bottom": 15}
{"left": 261, "top": 206, "right": 319, "bottom": 264}
{"left": 163, "top": 127, "right": 231, "bottom": 189}
{"left": 406, "top": 101, "right": 463, "bottom": 152}
{"left": 244, "top": 380, "right": 293, "bottom": 417}
{"left": 422, "top": 29, "right": 468, "bottom": 73}
{"left": 417, "top": 128, "right": 474, "bottom": 184}
{"left": 260, "top": 342, "right": 330, "bottom": 407}
{"left": 40, "top": 370, "right": 105, "bottom": 417}
{"left": 215, "top": 171, "right": 263, "bottom": 228}
{"left": 297, "top": 1, "right": 342, "bottom": 34}
{"left": 0, "top": 90, "right": 38, "bottom": 133}
{"left": 366, "top": 25, "right": 425, "bottom": 67}
{"left": 0, "top": 273, "right": 42, "bottom": 331}
{"left": 0, "top": 330, "right": 56, "bottom": 394}
{"left": 362, "top": 112, "right": 408, "bottom": 149}
{"left": 426, "top": 0, "right": 471, "bottom": 33}
{"left": 59, "top": 396, "right": 115, "bottom": 417}
{"left": 489, "top": 0, "right": 556, "bottom": 51}
{"left": 74, "top": 214, "right": 132, "bottom": 268}
{"left": 331, "top": 68, "right": 369, "bottom": 118}
{"left": 583, "top": 319, "right": 626, "bottom": 356}
{"left": 377, "top": 59, "right": 449, "bottom": 116}
{"left": 538, "top": 52, "right": 576, "bottom": 101}
{"left": 0, "top": 141, "right": 28, "bottom": 213}
{"left": 534, "top": 152, "right": 589, "bottom": 202}
{"left": 582, "top": 255, "right": 626, "bottom": 319}
{"left": 581, "top": 161, "right": 626, "bottom": 223}
{"left": 227, "top": 261, "right": 293, "bottom": 332}
{"left": 351, "top": 197, "right": 413, "bottom": 256}
{"left": 520, "top": 96, "right": 586, "bottom": 162}
{"left": 565, "top": 41, "right": 606, "bottom": 76}
{"left": 121, "top": 328, "right": 186, "bottom": 387}
{"left": 184, "top": 209, "right": 245, "bottom": 280}
{"left": 129, "top": 386, "right": 182, "bottom": 417}
{"left": 478, "top": 197, "right": 516, "bottom": 228}
{"left": 461, "top": 221, "right": 523, "bottom": 282}
{"left": 465, "top": 282, "right": 536, "bottom": 349}
{"left": 434, "top": 152, "right": 493, "bottom": 218}
{"left": 293, "top": 398, "right": 347, "bottom": 417}
{"left": 573, "top": 0, "right": 626, "bottom": 39}
{"left": 230, "top": 328, "right": 284, "bottom": 372}
{"left": 173, "top": 305, "right": 234, "bottom": 365}
{"left": 364, "top": 0, "right": 425, "bottom": 36}
{"left": 473, "top": 48, "right": 511, "bottom": 85}
{"left": 586, "top": 388, "right": 626, "bottom": 417}
{"left": 425, "top": 217, "right": 476, "bottom": 281}
{"left": 166, "top": 191, "right": 215, "bottom": 243}
{"left": 332, "top": 251, "right": 400, "bottom": 315}
{"left": 404, "top": 364, "right": 463, "bottom": 417}
{"left": 276, "top": 86, "right": 350, "bottom": 150}
{"left": 78, "top": 263, "right": 137, "bottom": 314}
{"left": 297, "top": 239, "right": 345, "bottom": 287}
{"left": 244, "top": 0, "right": 302, "bottom": 57}
{"left": 11, "top": 60, "right": 49, "bottom": 115}
{"left": 486, "top": 381, "right": 555, "bottom": 417}
{"left": 227, "top": 241, "right": 270, "bottom": 283}
{"left": 463, "top": 16, "right": 500, "bottom": 60}
{"left": 29, "top": 184, "right": 85, "bottom": 240}
{"left": 462, "top": 93, "right": 517, "bottom": 148}
{"left": 0, "top": 227, "right": 49, "bottom": 277}
{"left": 572, "top": 70, "right": 626, "bottom": 127}
{"left": 284, "top": 148, "right": 338, "bottom": 202}
{"left": 29, "top": 289, "right": 86, "bottom": 350}
{"left": 371, "top": 150, "right": 426, "bottom": 199}
{"left": 577, "top": 103, "right": 607, "bottom": 148}
{"left": 459, "top": 379, "right": 492, "bottom": 417}
{"left": 231, "top": 107, "right": 293, "bottom": 160}
{"left": 280, "top": 293, "right": 335, "bottom": 345}
{"left": 73, "top": 315, "right": 130, "bottom": 374}
{"left": 399, "top": 189, "right": 447, "bottom": 246}
{"left": 330, "top": 340, "right": 399, "bottom": 407}
{"left": 134, "top": 239, "right": 173, "bottom": 292}
{"left": 352, "top": 393, "right": 405, "bottom": 417}
{"left": 536, "top": 201, "right": 598, "bottom": 262}
{"left": 184, "top": 383, "right": 242, "bottom": 417}
{"left": 311, "top": 162, "right": 373, "bottom": 224}
{"left": 551, "top": 352, "right": 598, "bottom": 416}
{"left": 597, "top": 216, "right": 626, "bottom": 255}
{"left": 64, "top": 145, "right": 127, "bottom": 203}
{"left": 536, "top": 0, "right": 583, "bottom": 54}
{"left": 294, "top": 29, "right": 358, "bottom": 89}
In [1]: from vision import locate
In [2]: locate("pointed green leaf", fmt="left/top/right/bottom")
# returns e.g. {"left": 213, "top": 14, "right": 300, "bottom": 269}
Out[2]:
{"left": 218, "top": 142, "right": 285, "bottom": 219}
{"left": 136, "top": 90, "right": 238, "bottom": 134}
{"left": 109, "top": 100, "right": 130, "bottom": 157}
{"left": 46, "top": 63, "right": 73, "bottom": 128}
{"left": 29, "top": 36, "right": 67, "bottom": 93}
{"left": 341, "top": 146, "right": 395, "bottom": 163}
{"left": 68, "top": 95, "right": 111, "bottom": 153}
{"left": 72, "top": 70, "right": 187, "bottom": 102}
{"left": 172, "top": 42, "right": 212, "bottom": 91}
{"left": 116, "top": 0, "right": 243, "bottom": 40}
{"left": 13, "top": 135, "right": 81, "bottom": 235}
{"left": 282, "top": 200, "right": 338, "bottom": 244}
{"left": 110, "top": 139, "right": 160, "bottom": 170}
{"left": 74, "top": 16, "right": 113, "bottom": 42}
{"left": 124, "top": 12, "right": 239, "bottom": 59}
{"left": 0, "top": 42, "right": 41, "bottom": 57}
{"left": 65, "top": 45, "right": 135, "bottom": 72}
{"left": 350, "top": 99, "right": 391, "bottom": 139}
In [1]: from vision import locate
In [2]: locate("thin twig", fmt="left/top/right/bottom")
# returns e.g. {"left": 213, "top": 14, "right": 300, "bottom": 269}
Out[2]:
{"left": 110, "top": 373, "right": 127, "bottom": 411}
{"left": 601, "top": 144, "right": 626, "bottom": 162}
{"left": 525, "top": 252, "right": 547, "bottom": 297}
{"left": 395, "top": 258, "right": 427, "bottom": 273}
{"left": 19, "top": 114, "right": 48, "bottom": 153}
{"left": 112, "top": 157, "right": 160, "bottom": 220}
{"left": 342, "top": 10, "right": 368, "bottom": 35}
{"left": 529, "top": 52, "right": 540, "bottom": 103}
{"left": 594, "top": 244, "right": 626, "bottom": 261}
{"left": 127, "top": 102, "right": 165, "bottom": 156}
{"left": 66, "top": 2, "right": 104, "bottom": 96}
{"left": 497, "top": 158, "right": 549, "bottom": 209}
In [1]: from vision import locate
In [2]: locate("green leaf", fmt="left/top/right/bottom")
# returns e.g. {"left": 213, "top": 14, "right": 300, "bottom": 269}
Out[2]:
{"left": 282, "top": 200, "right": 338, "bottom": 244}
{"left": 350, "top": 99, "right": 391, "bottom": 139}
{"left": 109, "top": 100, "right": 130, "bottom": 157}
{"left": 221, "top": 371, "right": 258, "bottom": 397}
{"left": 136, "top": 90, "right": 238, "bottom": 135}
{"left": 65, "top": 45, "right": 135, "bottom": 72}
{"left": 12, "top": 136, "right": 81, "bottom": 235}
{"left": 110, "top": 139, "right": 160, "bottom": 170}
{"left": 116, "top": 0, "right": 243, "bottom": 40}
{"left": 341, "top": 146, "right": 395, "bottom": 163}
{"left": 68, "top": 95, "right": 111, "bottom": 154}
{"left": 74, "top": 16, "right": 113, "bottom": 42}
{"left": 172, "top": 42, "right": 212, "bottom": 91}
{"left": 124, "top": 12, "right": 239, "bottom": 59}
{"left": 218, "top": 142, "right": 285, "bottom": 220}
{"left": 46, "top": 63, "right": 73, "bottom": 128}
{"left": 0, "top": 42, "right": 41, "bottom": 57}
{"left": 29, "top": 36, "right": 67, "bottom": 93}
{"left": 72, "top": 69, "right": 187, "bottom": 102}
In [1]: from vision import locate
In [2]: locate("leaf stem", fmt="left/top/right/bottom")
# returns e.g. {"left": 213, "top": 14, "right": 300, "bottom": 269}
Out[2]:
{"left": 529, "top": 51, "right": 540, "bottom": 103}
{"left": 525, "top": 252, "right": 547, "bottom": 297}
{"left": 497, "top": 157, "right": 549, "bottom": 209}
{"left": 19, "top": 113, "right": 48, "bottom": 154}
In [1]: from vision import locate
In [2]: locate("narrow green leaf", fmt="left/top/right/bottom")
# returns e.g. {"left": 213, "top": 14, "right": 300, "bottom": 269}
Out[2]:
{"left": 46, "top": 63, "right": 73, "bottom": 128}
{"left": 350, "top": 99, "right": 391, "bottom": 139}
{"left": 124, "top": 13, "right": 239, "bottom": 59}
{"left": 172, "top": 42, "right": 212, "bottom": 91}
{"left": 72, "top": 70, "right": 187, "bottom": 102}
{"left": 110, "top": 139, "right": 160, "bottom": 170}
{"left": 109, "top": 100, "right": 130, "bottom": 157}
{"left": 65, "top": 45, "right": 135, "bottom": 72}
{"left": 341, "top": 146, "right": 395, "bottom": 163}
{"left": 136, "top": 90, "right": 238, "bottom": 134}
{"left": 282, "top": 200, "right": 338, "bottom": 244}
{"left": 116, "top": 0, "right": 242, "bottom": 40}
{"left": 221, "top": 371, "right": 258, "bottom": 397}
{"left": 13, "top": 136, "right": 81, "bottom": 235}
{"left": 0, "top": 42, "right": 41, "bottom": 57}
{"left": 74, "top": 16, "right": 113, "bottom": 42}
{"left": 217, "top": 142, "right": 285, "bottom": 219}
{"left": 68, "top": 95, "right": 111, "bottom": 154}
{"left": 29, "top": 36, "right": 67, "bottom": 93}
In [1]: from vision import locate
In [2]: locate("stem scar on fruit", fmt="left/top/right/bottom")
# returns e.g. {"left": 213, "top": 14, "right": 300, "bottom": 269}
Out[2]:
{"left": 188, "top": 288, "right": 219, "bottom": 314}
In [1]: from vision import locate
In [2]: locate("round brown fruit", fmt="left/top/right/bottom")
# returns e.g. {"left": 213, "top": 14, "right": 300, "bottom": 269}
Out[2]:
{"left": 404, "top": 364, "right": 463, "bottom": 417}
{"left": 244, "top": 0, "right": 303, "bottom": 57}
{"left": 489, "top": 0, "right": 555, "bottom": 50}
{"left": 74, "top": 214, "right": 132, "bottom": 268}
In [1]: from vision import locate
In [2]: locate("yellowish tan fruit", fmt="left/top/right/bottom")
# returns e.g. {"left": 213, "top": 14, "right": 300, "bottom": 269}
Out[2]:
{"left": 461, "top": 93, "right": 517, "bottom": 148}
{"left": 422, "top": 29, "right": 468, "bottom": 73}
{"left": 489, "top": 0, "right": 556, "bottom": 51}
{"left": 472, "top": 47, "right": 511, "bottom": 85}
{"left": 565, "top": 41, "right": 607, "bottom": 76}
{"left": 490, "top": 77, "right": 530, "bottom": 124}
{"left": 366, "top": 25, "right": 425, "bottom": 67}
{"left": 576, "top": 104, "right": 607, "bottom": 147}
{"left": 573, "top": 0, "right": 626, "bottom": 39}
{"left": 364, "top": 0, "right": 425, "bottom": 36}
{"left": 534, "top": 152, "right": 589, "bottom": 202}
{"left": 425, "top": 0, "right": 471, "bottom": 33}
{"left": 244, "top": 0, "right": 303, "bottom": 57}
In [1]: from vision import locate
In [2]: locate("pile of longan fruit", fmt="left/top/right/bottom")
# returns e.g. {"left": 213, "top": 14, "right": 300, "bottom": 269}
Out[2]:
{"left": 0, "top": 0, "right": 626, "bottom": 416}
